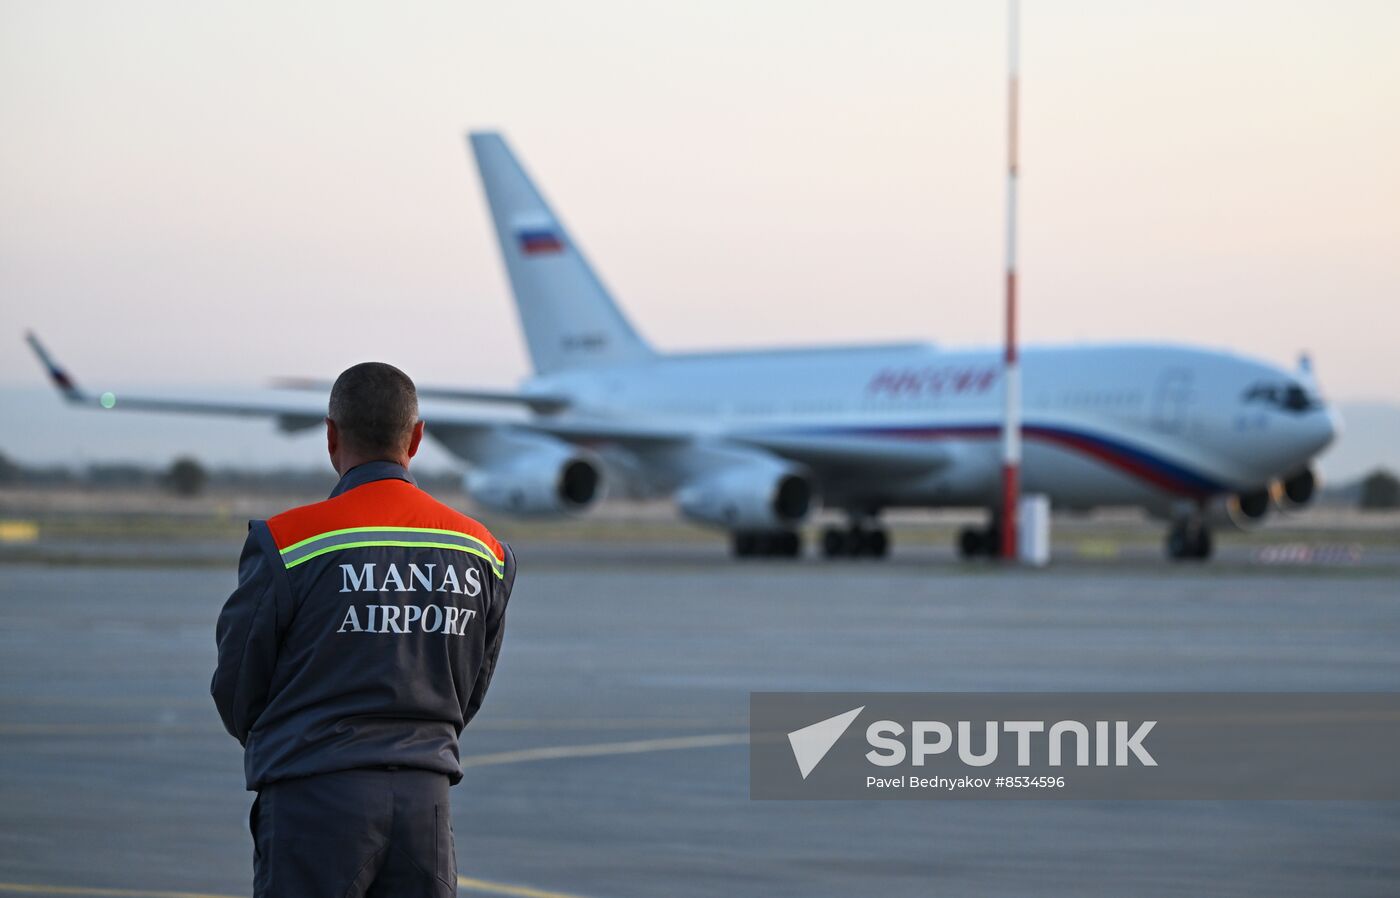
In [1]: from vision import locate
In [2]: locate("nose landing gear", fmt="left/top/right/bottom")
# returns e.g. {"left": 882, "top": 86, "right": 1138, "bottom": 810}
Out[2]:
{"left": 957, "top": 515, "right": 1002, "bottom": 560}
{"left": 1166, "top": 518, "right": 1213, "bottom": 561}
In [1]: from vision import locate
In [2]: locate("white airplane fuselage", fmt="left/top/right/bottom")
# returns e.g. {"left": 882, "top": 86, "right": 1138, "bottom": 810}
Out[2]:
{"left": 522, "top": 341, "right": 1337, "bottom": 516}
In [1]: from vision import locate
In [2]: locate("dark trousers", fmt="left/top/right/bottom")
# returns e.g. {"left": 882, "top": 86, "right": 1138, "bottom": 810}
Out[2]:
{"left": 252, "top": 768, "right": 456, "bottom": 898}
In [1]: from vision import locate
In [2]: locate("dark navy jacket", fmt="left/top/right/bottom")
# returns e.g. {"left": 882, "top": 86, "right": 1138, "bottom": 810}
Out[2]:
{"left": 211, "top": 461, "right": 516, "bottom": 790}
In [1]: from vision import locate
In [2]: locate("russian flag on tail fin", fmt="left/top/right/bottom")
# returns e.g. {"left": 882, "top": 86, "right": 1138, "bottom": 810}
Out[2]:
{"left": 517, "top": 228, "right": 564, "bottom": 255}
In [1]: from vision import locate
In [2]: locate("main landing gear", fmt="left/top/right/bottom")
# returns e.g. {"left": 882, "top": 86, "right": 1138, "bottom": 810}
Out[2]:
{"left": 730, "top": 529, "right": 802, "bottom": 559}
{"left": 821, "top": 520, "right": 890, "bottom": 559}
{"left": 729, "top": 516, "right": 895, "bottom": 560}
{"left": 1166, "top": 518, "right": 1213, "bottom": 561}
{"left": 957, "top": 519, "right": 1002, "bottom": 560}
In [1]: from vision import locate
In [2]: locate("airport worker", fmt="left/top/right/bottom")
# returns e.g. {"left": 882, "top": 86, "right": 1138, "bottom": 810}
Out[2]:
{"left": 212, "top": 362, "right": 516, "bottom": 897}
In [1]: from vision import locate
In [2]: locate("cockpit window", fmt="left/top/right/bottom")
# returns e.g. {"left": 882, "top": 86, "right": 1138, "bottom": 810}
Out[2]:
{"left": 1243, "top": 381, "right": 1319, "bottom": 414}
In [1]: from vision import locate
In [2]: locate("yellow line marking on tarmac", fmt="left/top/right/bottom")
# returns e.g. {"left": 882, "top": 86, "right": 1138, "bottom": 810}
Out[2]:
{"left": 460, "top": 732, "right": 749, "bottom": 768}
{"left": 458, "top": 875, "right": 591, "bottom": 898}
{"left": 0, "top": 520, "right": 39, "bottom": 543}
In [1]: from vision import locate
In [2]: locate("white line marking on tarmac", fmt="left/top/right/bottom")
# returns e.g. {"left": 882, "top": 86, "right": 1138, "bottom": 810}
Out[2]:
{"left": 459, "top": 732, "right": 750, "bottom": 768}
{"left": 0, "top": 733, "right": 750, "bottom": 897}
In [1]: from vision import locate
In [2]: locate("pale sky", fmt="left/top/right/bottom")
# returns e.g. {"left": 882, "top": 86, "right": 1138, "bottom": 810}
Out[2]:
{"left": 2, "top": 0, "right": 1397, "bottom": 405}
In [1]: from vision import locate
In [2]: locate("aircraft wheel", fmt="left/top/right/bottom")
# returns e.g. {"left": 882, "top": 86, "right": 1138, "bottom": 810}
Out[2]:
{"left": 959, "top": 525, "right": 1001, "bottom": 559}
{"left": 1166, "top": 526, "right": 1189, "bottom": 560}
{"left": 1166, "top": 522, "right": 1212, "bottom": 561}
{"left": 822, "top": 527, "right": 848, "bottom": 558}
{"left": 958, "top": 527, "right": 984, "bottom": 559}
{"left": 1192, "top": 526, "right": 1213, "bottom": 560}
{"left": 734, "top": 530, "right": 802, "bottom": 559}
{"left": 823, "top": 525, "right": 889, "bottom": 559}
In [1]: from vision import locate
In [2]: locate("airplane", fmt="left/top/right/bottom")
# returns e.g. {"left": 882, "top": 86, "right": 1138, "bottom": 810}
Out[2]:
{"left": 27, "top": 131, "right": 1340, "bottom": 562}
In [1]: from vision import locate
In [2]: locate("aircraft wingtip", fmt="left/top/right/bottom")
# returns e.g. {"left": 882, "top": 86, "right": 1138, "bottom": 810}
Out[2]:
{"left": 23, "top": 331, "right": 86, "bottom": 400}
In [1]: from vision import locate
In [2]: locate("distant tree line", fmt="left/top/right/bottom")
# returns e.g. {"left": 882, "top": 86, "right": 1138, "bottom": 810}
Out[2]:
{"left": 0, "top": 450, "right": 465, "bottom": 498}
{"left": 2, "top": 448, "right": 1397, "bottom": 510}
{"left": 1360, "top": 469, "right": 1400, "bottom": 510}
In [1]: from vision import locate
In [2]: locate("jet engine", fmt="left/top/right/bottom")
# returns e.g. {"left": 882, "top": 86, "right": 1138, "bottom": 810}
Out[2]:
{"left": 1205, "top": 486, "right": 1271, "bottom": 530}
{"left": 676, "top": 457, "right": 813, "bottom": 530}
{"left": 1206, "top": 466, "right": 1319, "bottom": 531}
{"left": 1232, "top": 487, "right": 1271, "bottom": 521}
{"left": 461, "top": 433, "right": 601, "bottom": 517}
{"left": 1278, "top": 467, "right": 1317, "bottom": 507}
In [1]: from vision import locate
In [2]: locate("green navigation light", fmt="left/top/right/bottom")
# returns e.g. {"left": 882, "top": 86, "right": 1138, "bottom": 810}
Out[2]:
{"left": 99, "top": 392, "right": 117, "bottom": 409}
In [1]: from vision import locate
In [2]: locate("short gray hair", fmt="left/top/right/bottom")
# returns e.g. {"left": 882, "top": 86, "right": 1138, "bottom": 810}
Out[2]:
{"left": 327, "top": 362, "right": 419, "bottom": 456}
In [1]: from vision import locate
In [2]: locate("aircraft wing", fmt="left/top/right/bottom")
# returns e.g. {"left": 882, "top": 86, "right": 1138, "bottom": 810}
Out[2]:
{"left": 26, "top": 332, "right": 489, "bottom": 436}
{"left": 25, "top": 332, "right": 678, "bottom": 445}
{"left": 273, "top": 377, "right": 571, "bottom": 415}
{"left": 28, "top": 332, "right": 942, "bottom": 473}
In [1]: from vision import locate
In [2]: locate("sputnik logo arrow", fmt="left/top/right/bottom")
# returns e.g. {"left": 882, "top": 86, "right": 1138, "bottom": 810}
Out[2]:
{"left": 787, "top": 706, "right": 864, "bottom": 779}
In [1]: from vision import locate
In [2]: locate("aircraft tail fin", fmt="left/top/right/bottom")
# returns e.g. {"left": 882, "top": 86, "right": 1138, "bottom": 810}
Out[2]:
{"left": 468, "top": 131, "right": 654, "bottom": 375}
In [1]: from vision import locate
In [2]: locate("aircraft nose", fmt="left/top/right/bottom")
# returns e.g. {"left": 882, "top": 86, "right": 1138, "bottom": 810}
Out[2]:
{"left": 1317, "top": 403, "right": 1343, "bottom": 453}
{"left": 1295, "top": 402, "right": 1342, "bottom": 461}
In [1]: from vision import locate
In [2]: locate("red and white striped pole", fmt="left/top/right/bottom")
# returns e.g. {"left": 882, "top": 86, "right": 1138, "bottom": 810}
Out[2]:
{"left": 999, "top": 0, "right": 1021, "bottom": 561}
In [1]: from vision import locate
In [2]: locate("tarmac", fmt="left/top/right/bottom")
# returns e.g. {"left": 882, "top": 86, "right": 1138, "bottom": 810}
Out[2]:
{"left": 1, "top": 540, "right": 1398, "bottom": 897}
